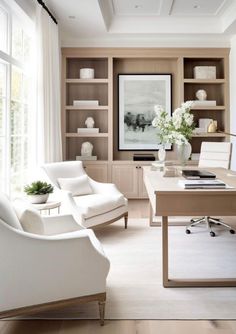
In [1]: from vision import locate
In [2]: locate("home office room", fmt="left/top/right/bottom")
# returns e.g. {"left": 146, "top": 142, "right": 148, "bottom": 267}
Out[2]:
{"left": 1, "top": 0, "right": 236, "bottom": 333}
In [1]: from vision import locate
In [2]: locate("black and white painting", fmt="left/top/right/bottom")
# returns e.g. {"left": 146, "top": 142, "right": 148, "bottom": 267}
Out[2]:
{"left": 118, "top": 74, "right": 171, "bottom": 150}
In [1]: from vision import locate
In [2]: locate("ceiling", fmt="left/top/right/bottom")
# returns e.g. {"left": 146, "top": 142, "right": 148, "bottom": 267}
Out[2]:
{"left": 45, "top": 0, "right": 236, "bottom": 47}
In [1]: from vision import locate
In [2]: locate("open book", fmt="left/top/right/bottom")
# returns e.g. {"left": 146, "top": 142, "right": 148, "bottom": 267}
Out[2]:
{"left": 178, "top": 179, "right": 226, "bottom": 189}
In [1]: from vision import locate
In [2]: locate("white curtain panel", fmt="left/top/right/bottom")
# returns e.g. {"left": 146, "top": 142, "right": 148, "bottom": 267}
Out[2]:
{"left": 36, "top": 4, "right": 62, "bottom": 164}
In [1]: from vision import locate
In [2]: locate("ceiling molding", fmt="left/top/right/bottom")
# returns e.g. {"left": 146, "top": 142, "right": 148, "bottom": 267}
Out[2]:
{"left": 160, "top": 0, "right": 173, "bottom": 15}
{"left": 60, "top": 34, "right": 231, "bottom": 48}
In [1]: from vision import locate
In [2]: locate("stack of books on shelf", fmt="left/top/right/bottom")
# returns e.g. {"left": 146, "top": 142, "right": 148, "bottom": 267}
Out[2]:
{"left": 76, "top": 156, "right": 97, "bottom": 161}
{"left": 192, "top": 100, "right": 216, "bottom": 107}
{"left": 77, "top": 128, "right": 99, "bottom": 134}
{"left": 73, "top": 100, "right": 99, "bottom": 107}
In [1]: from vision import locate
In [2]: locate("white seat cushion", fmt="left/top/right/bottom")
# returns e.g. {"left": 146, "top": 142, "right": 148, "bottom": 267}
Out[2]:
{"left": 58, "top": 175, "right": 93, "bottom": 196}
{"left": 73, "top": 194, "right": 126, "bottom": 219}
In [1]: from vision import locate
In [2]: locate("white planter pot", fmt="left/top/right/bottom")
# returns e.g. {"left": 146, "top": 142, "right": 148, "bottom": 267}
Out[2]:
{"left": 176, "top": 142, "right": 192, "bottom": 166}
{"left": 28, "top": 193, "right": 49, "bottom": 204}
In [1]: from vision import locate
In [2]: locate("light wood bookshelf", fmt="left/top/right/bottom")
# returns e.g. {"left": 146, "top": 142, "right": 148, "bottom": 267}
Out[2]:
{"left": 61, "top": 48, "right": 230, "bottom": 196}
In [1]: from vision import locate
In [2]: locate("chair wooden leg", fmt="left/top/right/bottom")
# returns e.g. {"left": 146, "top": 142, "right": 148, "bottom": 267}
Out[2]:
{"left": 98, "top": 300, "right": 105, "bottom": 326}
{"left": 124, "top": 213, "right": 128, "bottom": 229}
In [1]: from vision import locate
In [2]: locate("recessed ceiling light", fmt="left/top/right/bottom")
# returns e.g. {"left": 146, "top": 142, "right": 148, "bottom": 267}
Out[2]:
{"left": 193, "top": 4, "right": 200, "bottom": 9}
{"left": 134, "top": 4, "right": 142, "bottom": 9}
{"left": 68, "top": 15, "right": 76, "bottom": 19}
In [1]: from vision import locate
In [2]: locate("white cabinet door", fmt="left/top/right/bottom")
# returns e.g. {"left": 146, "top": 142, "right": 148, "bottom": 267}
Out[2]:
{"left": 84, "top": 164, "right": 108, "bottom": 183}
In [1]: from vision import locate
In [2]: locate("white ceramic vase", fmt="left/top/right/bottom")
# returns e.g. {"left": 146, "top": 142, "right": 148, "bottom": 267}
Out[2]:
{"left": 158, "top": 145, "right": 166, "bottom": 162}
{"left": 28, "top": 193, "right": 49, "bottom": 204}
{"left": 176, "top": 142, "right": 192, "bottom": 166}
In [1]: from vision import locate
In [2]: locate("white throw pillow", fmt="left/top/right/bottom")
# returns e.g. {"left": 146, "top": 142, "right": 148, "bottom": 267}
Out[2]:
{"left": 13, "top": 199, "right": 44, "bottom": 235}
{"left": 57, "top": 175, "right": 93, "bottom": 196}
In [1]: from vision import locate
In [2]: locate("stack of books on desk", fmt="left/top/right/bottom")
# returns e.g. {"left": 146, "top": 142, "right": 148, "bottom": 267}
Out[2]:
{"left": 178, "top": 179, "right": 226, "bottom": 189}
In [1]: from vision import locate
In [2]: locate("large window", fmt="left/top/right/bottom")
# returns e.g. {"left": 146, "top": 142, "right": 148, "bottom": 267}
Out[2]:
{"left": 0, "top": 0, "right": 34, "bottom": 196}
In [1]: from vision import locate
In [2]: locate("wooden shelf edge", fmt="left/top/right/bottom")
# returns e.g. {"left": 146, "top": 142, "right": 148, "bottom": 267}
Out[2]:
{"left": 191, "top": 106, "right": 225, "bottom": 110}
{"left": 66, "top": 106, "right": 109, "bottom": 110}
{"left": 192, "top": 133, "right": 226, "bottom": 138}
{"left": 65, "top": 79, "right": 109, "bottom": 84}
{"left": 65, "top": 133, "right": 109, "bottom": 138}
{"left": 184, "top": 79, "right": 225, "bottom": 84}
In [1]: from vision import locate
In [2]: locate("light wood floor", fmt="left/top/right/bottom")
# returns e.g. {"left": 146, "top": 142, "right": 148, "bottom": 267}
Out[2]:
{"left": 1, "top": 199, "right": 235, "bottom": 334}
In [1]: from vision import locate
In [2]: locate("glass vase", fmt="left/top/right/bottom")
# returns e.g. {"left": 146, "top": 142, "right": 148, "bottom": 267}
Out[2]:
{"left": 176, "top": 142, "right": 192, "bottom": 166}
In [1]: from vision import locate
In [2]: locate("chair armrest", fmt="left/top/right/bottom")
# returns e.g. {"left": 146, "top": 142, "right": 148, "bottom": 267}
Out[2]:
{"left": 42, "top": 214, "right": 84, "bottom": 235}
{"left": 89, "top": 178, "right": 124, "bottom": 196}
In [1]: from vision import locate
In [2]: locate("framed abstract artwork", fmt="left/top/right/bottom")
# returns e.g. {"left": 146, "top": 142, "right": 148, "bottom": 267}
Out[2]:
{"left": 118, "top": 74, "right": 172, "bottom": 150}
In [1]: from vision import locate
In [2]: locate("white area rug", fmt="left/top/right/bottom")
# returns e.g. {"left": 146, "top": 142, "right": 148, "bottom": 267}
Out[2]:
{"left": 32, "top": 218, "right": 236, "bottom": 319}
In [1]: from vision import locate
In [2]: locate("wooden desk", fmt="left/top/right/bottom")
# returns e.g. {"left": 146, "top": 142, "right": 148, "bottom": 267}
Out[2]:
{"left": 143, "top": 166, "right": 236, "bottom": 288}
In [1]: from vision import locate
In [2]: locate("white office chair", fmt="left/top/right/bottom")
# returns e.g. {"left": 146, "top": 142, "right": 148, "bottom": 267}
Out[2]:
{"left": 186, "top": 141, "right": 235, "bottom": 237}
{"left": 0, "top": 193, "right": 110, "bottom": 324}
{"left": 42, "top": 161, "right": 128, "bottom": 229}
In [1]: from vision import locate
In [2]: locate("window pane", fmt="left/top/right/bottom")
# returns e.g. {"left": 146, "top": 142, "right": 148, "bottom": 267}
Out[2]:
{"left": 0, "top": 63, "right": 6, "bottom": 97}
{"left": 0, "top": 97, "right": 6, "bottom": 136}
{"left": 23, "top": 33, "right": 31, "bottom": 63}
{"left": 0, "top": 137, "right": 5, "bottom": 190}
{"left": 12, "top": 19, "right": 23, "bottom": 61}
{"left": 10, "top": 173, "right": 22, "bottom": 196}
{"left": 10, "top": 101, "right": 22, "bottom": 135}
{"left": 11, "top": 67, "right": 22, "bottom": 101}
{"left": 0, "top": 7, "right": 8, "bottom": 53}
{"left": 11, "top": 136, "right": 22, "bottom": 174}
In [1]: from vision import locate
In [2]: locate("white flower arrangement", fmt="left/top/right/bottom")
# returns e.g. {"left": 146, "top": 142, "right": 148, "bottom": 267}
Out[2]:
{"left": 152, "top": 101, "right": 194, "bottom": 146}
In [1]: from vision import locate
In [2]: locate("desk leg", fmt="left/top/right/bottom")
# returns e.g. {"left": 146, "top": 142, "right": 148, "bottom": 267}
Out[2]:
{"left": 162, "top": 216, "right": 169, "bottom": 287}
{"left": 149, "top": 202, "right": 153, "bottom": 225}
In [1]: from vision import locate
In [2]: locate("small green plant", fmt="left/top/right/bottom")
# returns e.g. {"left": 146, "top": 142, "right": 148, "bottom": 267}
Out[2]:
{"left": 24, "top": 181, "right": 54, "bottom": 195}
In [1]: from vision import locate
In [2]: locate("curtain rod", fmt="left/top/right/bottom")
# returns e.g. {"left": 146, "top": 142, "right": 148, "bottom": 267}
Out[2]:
{"left": 37, "top": 0, "right": 58, "bottom": 24}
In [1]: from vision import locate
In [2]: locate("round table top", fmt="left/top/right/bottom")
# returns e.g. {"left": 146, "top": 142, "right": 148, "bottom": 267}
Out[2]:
{"left": 32, "top": 200, "right": 61, "bottom": 210}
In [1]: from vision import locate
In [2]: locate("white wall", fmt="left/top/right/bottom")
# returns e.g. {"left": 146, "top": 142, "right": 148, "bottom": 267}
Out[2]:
{"left": 230, "top": 35, "right": 236, "bottom": 171}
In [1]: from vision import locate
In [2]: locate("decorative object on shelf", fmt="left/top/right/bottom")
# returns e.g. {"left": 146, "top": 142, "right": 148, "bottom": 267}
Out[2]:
{"left": 24, "top": 181, "right": 53, "bottom": 204}
{"left": 85, "top": 117, "right": 95, "bottom": 128}
{"left": 199, "top": 118, "right": 213, "bottom": 132}
{"left": 80, "top": 68, "right": 94, "bottom": 79}
{"left": 133, "top": 153, "right": 155, "bottom": 161}
{"left": 193, "top": 66, "right": 216, "bottom": 79}
{"left": 207, "top": 120, "right": 217, "bottom": 133}
{"left": 73, "top": 100, "right": 99, "bottom": 107}
{"left": 196, "top": 89, "right": 207, "bottom": 101}
{"left": 81, "top": 141, "right": 93, "bottom": 157}
{"left": 118, "top": 74, "right": 172, "bottom": 150}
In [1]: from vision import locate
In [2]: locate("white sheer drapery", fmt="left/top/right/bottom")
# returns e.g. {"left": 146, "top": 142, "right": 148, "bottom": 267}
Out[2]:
{"left": 35, "top": 4, "right": 62, "bottom": 164}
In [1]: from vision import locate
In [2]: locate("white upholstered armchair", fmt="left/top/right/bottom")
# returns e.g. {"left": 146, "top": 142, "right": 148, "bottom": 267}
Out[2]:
{"left": 0, "top": 193, "right": 110, "bottom": 324}
{"left": 42, "top": 161, "right": 128, "bottom": 229}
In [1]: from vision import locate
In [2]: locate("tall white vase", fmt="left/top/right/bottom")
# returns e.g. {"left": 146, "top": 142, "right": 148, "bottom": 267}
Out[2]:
{"left": 176, "top": 142, "right": 192, "bottom": 166}
{"left": 158, "top": 145, "right": 166, "bottom": 162}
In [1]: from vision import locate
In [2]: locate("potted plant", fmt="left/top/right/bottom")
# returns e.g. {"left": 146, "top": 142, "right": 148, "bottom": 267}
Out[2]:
{"left": 24, "top": 181, "right": 54, "bottom": 204}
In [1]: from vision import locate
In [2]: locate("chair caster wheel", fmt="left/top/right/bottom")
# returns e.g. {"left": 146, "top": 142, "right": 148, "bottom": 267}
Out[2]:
{"left": 190, "top": 219, "right": 195, "bottom": 223}
{"left": 186, "top": 229, "right": 191, "bottom": 234}
{"left": 210, "top": 231, "right": 216, "bottom": 237}
{"left": 230, "top": 229, "right": 235, "bottom": 234}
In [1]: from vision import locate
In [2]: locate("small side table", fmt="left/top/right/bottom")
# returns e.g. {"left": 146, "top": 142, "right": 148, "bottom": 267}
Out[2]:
{"left": 32, "top": 201, "right": 61, "bottom": 215}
